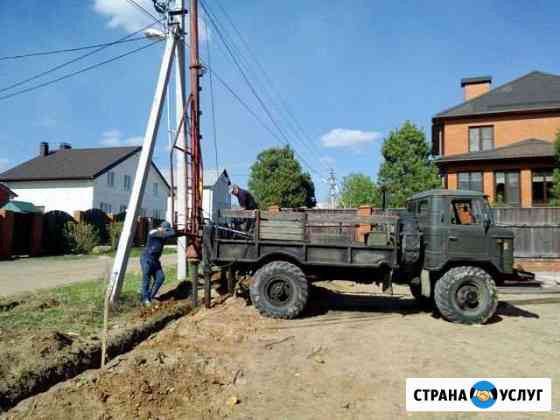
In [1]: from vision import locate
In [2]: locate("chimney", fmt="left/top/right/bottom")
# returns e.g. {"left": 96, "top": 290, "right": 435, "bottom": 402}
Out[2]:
{"left": 59, "top": 142, "right": 72, "bottom": 150}
{"left": 39, "top": 142, "right": 49, "bottom": 157}
{"left": 461, "top": 76, "right": 492, "bottom": 101}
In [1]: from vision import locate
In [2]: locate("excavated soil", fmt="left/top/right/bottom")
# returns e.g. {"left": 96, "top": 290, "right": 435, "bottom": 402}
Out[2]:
{"left": 3, "top": 282, "right": 560, "bottom": 419}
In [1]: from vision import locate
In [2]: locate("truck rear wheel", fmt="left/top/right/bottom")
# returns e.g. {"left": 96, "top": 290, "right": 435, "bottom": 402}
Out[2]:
{"left": 434, "top": 266, "right": 498, "bottom": 325}
{"left": 250, "top": 261, "right": 308, "bottom": 319}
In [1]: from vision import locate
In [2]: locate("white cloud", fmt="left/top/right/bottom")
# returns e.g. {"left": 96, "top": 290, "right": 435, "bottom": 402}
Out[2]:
{"left": 320, "top": 128, "right": 382, "bottom": 148}
{"left": 99, "top": 129, "right": 144, "bottom": 146}
{"left": 0, "top": 158, "right": 10, "bottom": 173}
{"left": 93, "top": 0, "right": 210, "bottom": 41}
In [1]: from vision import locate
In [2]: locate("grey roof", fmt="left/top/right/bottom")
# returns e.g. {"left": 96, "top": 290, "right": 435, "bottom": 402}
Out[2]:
{"left": 461, "top": 75, "right": 492, "bottom": 87}
{"left": 203, "top": 169, "right": 229, "bottom": 187}
{"left": 435, "top": 71, "right": 560, "bottom": 118}
{"left": 410, "top": 189, "right": 484, "bottom": 200}
{"left": 0, "top": 146, "right": 144, "bottom": 182}
{"left": 436, "top": 138, "right": 554, "bottom": 164}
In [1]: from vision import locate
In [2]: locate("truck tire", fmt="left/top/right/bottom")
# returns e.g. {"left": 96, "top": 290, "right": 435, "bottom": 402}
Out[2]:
{"left": 250, "top": 261, "right": 308, "bottom": 319}
{"left": 434, "top": 266, "right": 498, "bottom": 325}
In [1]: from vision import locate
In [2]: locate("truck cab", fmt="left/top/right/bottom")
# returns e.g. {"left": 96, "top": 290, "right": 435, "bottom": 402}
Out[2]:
{"left": 406, "top": 189, "right": 514, "bottom": 279}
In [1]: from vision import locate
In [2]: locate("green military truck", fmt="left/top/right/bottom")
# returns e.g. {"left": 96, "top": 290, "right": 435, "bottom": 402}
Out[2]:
{"left": 204, "top": 189, "right": 548, "bottom": 325}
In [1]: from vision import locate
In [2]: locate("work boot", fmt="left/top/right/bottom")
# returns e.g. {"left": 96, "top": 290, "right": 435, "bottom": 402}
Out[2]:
{"left": 142, "top": 299, "right": 152, "bottom": 308}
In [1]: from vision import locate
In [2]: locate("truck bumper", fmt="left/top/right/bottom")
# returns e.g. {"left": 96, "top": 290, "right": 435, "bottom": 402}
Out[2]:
{"left": 497, "top": 269, "right": 560, "bottom": 295}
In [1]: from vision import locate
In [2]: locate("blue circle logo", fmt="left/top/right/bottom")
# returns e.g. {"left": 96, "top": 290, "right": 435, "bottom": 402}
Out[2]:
{"left": 470, "top": 381, "right": 498, "bottom": 409}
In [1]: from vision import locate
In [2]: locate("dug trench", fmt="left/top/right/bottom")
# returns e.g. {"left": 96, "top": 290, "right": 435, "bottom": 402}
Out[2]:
{"left": 0, "top": 284, "right": 194, "bottom": 413}
{"left": 3, "top": 281, "right": 560, "bottom": 420}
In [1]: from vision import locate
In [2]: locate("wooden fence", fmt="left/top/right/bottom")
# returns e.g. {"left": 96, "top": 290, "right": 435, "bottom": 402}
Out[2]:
{"left": 494, "top": 208, "right": 560, "bottom": 258}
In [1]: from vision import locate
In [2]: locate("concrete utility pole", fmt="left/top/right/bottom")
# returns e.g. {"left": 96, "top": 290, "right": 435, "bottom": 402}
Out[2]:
{"left": 108, "top": 33, "right": 177, "bottom": 304}
{"left": 175, "top": 0, "right": 188, "bottom": 281}
{"left": 108, "top": 0, "right": 204, "bottom": 305}
{"left": 327, "top": 168, "right": 337, "bottom": 209}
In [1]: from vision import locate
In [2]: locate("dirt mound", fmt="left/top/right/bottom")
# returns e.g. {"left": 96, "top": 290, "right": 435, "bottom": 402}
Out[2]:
{"left": 4, "top": 298, "right": 262, "bottom": 420}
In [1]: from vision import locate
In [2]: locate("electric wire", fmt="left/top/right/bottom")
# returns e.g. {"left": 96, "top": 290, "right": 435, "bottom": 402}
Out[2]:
{"left": 206, "top": 37, "right": 220, "bottom": 177}
{"left": 0, "top": 40, "right": 162, "bottom": 102}
{"left": 199, "top": 0, "right": 322, "bottom": 176}
{"left": 212, "top": 0, "right": 329, "bottom": 173}
{"left": 0, "top": 36, "right": 150, "bottom": 61}
{"left": 125, "top": 0, "right": 162, "bottom": 24}
{"left": 0, "top": 21, "right": 162, "bottom": 94}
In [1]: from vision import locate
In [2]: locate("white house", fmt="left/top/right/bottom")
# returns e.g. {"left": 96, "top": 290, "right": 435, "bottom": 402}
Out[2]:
{"left": 166, "top": 169, "right": 231, "bottom": 223}
{"left": 0, "top": 142, "right": 170, "bottom": 218}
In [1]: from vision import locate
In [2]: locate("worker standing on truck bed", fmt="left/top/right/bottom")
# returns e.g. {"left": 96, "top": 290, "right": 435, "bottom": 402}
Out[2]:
{"left": 140, "top": 221, "right": 185, "bottom": 307}
{"left": 230, "top": 184, "right": 257, "bottom": 210}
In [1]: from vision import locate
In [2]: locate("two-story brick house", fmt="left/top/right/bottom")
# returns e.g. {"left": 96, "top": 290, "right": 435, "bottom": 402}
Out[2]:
{"left": 432, "top": 71, "right": 559, "bottom": 207}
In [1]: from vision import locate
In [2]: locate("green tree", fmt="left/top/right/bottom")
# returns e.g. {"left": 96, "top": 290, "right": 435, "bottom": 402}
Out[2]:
{"left": 339, "top": 173, "right": 379, "bottom": 208}
{"left": 248, "top": 146, "right": 316, "bottom": 208}
{"left": 377, "top": 121, "right": 440, "bottom": 207}
{"left": 550, "top": 130, "right": 560, "bottom": 206}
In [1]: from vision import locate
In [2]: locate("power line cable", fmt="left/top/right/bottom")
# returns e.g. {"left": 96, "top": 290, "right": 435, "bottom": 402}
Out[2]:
{"left": 199, "top": 0, "right": 321, "bottom": 176}
{"left": 0, "top": 21, "right": 161, "bottom": 94}
{"left": 212, "top": 0, "right": 329, "bottom": 172}
{"left": 205, "top": 62, "right": 321, "bottom": 175}
{"left": 125, "top": 0, "right": 162, "bottom": 23}
{"left": 0, "top": 40, "right": 162, "bottom": 102}
{"left": 0, "top": 37, "right": 149, "bottom": 61}
{"left": 206, "top": 37, "right": 220, "bottom": 176}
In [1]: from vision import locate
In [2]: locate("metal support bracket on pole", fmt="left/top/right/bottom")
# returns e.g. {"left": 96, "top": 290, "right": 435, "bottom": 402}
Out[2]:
{"left": 108, "top": 34, "right": 177, "bottom": 306}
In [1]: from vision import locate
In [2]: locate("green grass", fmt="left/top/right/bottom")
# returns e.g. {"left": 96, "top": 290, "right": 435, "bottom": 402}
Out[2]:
{"left": 0, "top": 266, "right": 180, "bottom": 338}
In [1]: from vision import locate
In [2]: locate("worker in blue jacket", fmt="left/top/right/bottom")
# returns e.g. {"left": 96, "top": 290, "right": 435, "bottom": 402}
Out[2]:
{"left": 140, "top": 221, "right": 184, "bottom": 307}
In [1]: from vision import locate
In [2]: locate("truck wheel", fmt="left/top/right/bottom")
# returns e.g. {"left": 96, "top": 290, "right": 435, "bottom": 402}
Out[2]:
{"left": 250, "top": 261, "right": 308, "bottom": 319}
{"left": 434, "top": 266, "right": 498, "bottom": 325}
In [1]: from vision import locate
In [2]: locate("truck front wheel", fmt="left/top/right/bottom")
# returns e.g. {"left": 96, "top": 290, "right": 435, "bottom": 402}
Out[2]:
{"left": 250, "top": 261, "right": 308, "bottom": 319}
{"left": 434, "top": 266, "right": 498, "bottom": 325}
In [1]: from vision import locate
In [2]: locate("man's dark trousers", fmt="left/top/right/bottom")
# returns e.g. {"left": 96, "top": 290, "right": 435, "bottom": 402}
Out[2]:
{"left": 140, "top": 255, "right": 165, "bottom": 301}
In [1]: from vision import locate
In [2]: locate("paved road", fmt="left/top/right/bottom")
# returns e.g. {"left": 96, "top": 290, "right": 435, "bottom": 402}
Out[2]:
{"left": 0, "top": 254, "right": 177, "bottom": 297}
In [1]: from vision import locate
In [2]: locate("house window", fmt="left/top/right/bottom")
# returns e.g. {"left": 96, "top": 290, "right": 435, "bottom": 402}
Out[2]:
{"left": 458, "top": 172, "right": 483, "bottom": 192}
{"left": 469, "top": 126, "right": 494, "bottom": 152}
{"left": 153, "top": 183, "right": 159, "bottom": 196}
{"left": 124, "top": 175, "right": 132, "bottom": 192}
{"left": 100, "top": 202, "right": 112, "bottom": 213}
{"left": 532, "top": 170, "right": 554, "bottom": 206}
{"left": 119, "top": 205, "right": 127, "bottom": 213}
{"left": 495, "top": 171, "right": 520, "bottom": 206}
{"left": 107, "top": 171, "right": 115, "bottom": 187}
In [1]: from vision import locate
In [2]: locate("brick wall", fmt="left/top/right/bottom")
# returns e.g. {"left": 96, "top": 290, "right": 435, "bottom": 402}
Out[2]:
{"left": 442, "top": 112, "right": 560, "bottom": 156}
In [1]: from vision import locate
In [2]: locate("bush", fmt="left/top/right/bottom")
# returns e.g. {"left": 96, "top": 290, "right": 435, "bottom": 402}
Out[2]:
{"left": 109, "top": 222, "right": 124, "bottom": 250}
{"left": 63, "top": 222, "right": 100, "bottom": 254}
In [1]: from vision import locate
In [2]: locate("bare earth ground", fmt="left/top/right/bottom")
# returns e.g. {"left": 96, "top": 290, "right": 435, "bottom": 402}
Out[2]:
{"left": 4, "top": 280, "right": 560, "bottom": 420}
{"left": 0, "top": 255, "right": 176, "bottom": 297}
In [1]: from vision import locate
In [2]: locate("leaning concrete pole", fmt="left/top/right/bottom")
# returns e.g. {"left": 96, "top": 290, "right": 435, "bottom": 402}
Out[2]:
{"left": 108, "top": 34, "right": 178, "bottom": 305}
{"left": 175, "top": 0, "right": 188, "bottom": 282}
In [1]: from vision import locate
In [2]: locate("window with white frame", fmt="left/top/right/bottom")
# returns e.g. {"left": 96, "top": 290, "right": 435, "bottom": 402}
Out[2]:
{"left": 124, "top": 175, "right": 132, "bottom": 192}
{"left": 107, "top": 171, "right": 115, "bottom": 187}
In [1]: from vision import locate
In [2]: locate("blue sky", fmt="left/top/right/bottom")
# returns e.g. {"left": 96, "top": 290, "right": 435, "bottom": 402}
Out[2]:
{"left": 1, "top": 0, "right": 559, "bottom": 202}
